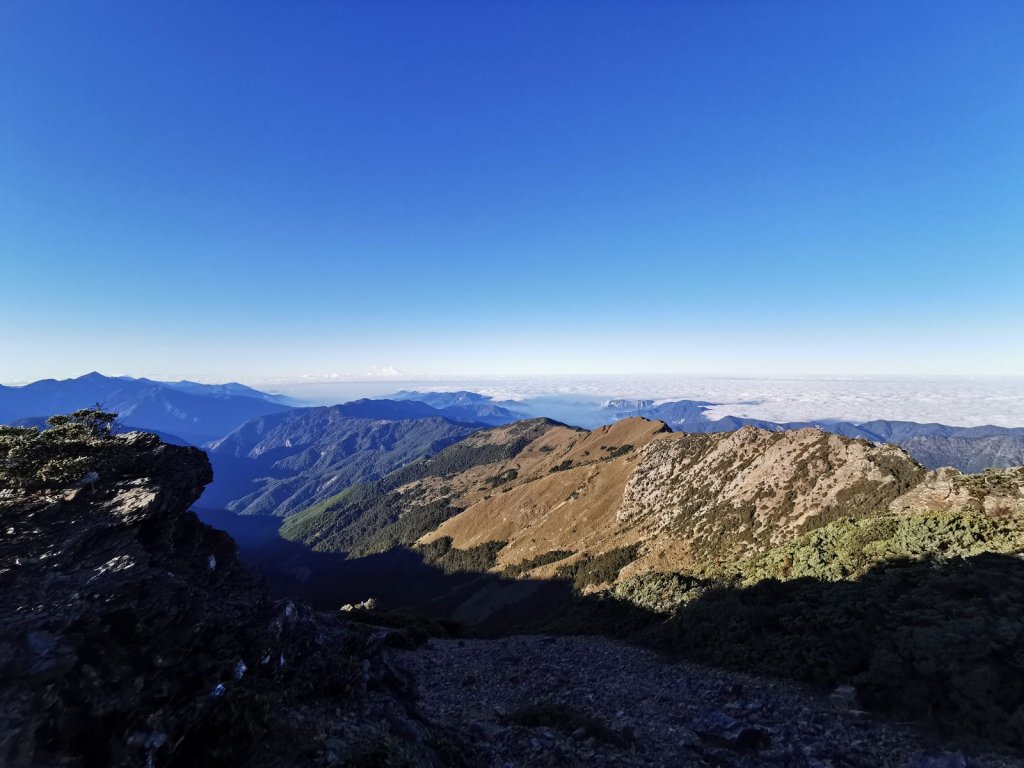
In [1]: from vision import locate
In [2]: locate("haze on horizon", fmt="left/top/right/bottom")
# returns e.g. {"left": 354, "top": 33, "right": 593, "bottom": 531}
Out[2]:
{"left": 2, "top": 1, "right": 1023, "bottom": 383}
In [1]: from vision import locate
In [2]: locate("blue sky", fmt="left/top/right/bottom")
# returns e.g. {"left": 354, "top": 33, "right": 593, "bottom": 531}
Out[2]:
{"left": 1, "top": 1, "right": 1022, "bottom": 382}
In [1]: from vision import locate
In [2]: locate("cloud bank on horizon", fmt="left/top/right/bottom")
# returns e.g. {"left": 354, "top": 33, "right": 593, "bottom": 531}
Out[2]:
{"left": 2, "top": 370, "right": 1022, "bottom": 427}
{"left": 266, "top": 374, "right": 1024, "bottom": 429}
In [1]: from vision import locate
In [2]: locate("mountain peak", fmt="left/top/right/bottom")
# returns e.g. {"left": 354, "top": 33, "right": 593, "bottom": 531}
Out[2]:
{"left": 0, "top": 374, "right": 291, "bottom": 445}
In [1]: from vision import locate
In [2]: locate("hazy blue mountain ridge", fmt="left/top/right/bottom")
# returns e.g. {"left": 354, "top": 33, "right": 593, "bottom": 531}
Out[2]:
{"left": 0, "top": 377, "right": 524, "bottom": 520}
{"left": 0, "top": 372, "right": 291, "bottom": 444}
{"left": 203, "top": 408, "right": 484, "bottom": 517}
{"left": 159, "top": 379, "right": 294, "bottom": 404}
{"left": 388, "top": 390, "right": 527, "bottom": 425}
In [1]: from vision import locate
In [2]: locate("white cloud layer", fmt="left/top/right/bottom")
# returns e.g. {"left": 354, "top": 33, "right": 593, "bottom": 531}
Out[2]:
{"left": 269, "top": 375, "right": 1024, "bottom": 428}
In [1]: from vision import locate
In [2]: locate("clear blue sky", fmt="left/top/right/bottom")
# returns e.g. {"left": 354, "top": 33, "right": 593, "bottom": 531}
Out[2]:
{"left": 2, "top": 1, "right": 1022, "bottom": 382}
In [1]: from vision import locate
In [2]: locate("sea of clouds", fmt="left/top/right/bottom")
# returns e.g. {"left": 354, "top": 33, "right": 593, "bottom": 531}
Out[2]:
{"left": 269, "top": 375, "right": 1024, "bottom": 428}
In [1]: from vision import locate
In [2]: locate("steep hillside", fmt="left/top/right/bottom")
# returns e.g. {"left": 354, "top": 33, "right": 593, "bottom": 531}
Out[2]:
{"left": 898, "top": 434, "right": 1024, "bottom": 474}
{"left": 414, "top": 423, "right": 924, "bottom": 580}
{"left": 204, "top": 407, "right": 484, "bottom": 516}
{"left": 615, "top": 427, "right": 924, "bottom": 568}
{"left": 279, "top": 418, "right": 565, "bottom": 552}
{"left": 415, "top": 418, "right": 674, "bottom": 566}
{"left": 282, "top": 416, "right": 1024, "bottom": 595}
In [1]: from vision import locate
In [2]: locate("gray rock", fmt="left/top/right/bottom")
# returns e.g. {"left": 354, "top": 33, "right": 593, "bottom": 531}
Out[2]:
{"left": 690, "top": 710, "right": 772, "bottom": 751}
{"left": 912, "top": 752, "right": 969, "bottom": 768}
{"left": 26, "top": 631, "right": 56, "bottom": 655}
{"left": 829, "top": 684, "right": 860, "bottom": 711}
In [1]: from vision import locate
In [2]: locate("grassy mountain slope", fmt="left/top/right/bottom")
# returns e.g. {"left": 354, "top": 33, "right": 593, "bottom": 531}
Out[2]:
{"left": 411, "top": 423, "right": 925, "bottom": 582}
{"left": 279, "top": 418, "right": 563, "bottom": 552}
{"left": 281, "top": 418, "right": 955, "bottom": 587}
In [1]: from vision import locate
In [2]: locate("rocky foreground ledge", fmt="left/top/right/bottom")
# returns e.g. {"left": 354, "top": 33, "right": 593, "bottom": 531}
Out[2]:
{"left": 0, "top": 432, "right": 457, "bottom": 767}
{"left": 396, "top": 635, "right": 1024, "bottom": 768}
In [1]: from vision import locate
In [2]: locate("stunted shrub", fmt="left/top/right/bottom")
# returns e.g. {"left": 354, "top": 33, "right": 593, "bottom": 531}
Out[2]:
{"left": 556, "top": 545, "right": 640, "bottom": 590}
{"left": 417, "top": 536, "right": 507, "bottom": 574}
{"left": 602, "top": 444, "right": 634, "bottom": 459}
{"left": 0, "top": 408, "right": 126, "bottom": 489}
{"left": 655, "top": 552, "right": 1024, "bottom": 749}
{"left": 483, "top": 468, "right": 518, "bottom": 488}
{"left": 730, "top": 510, "right": 1024, "bottom": 585}
{"left": 502, "top": 549, "right": 574, "bottom": 578}
{"left": 613, "top": 571, "right": 710, "bottom": 613}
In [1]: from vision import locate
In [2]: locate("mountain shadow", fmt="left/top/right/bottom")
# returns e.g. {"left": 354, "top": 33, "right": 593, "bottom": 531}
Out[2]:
{"left": 215, "top": 526, "right": 647, "bottom": 637}
{"left": 590, "top": 553, "right": 1024, "bottom": 752}
{"left": 212, "top": 506, "right": 1024, "bottom": 755}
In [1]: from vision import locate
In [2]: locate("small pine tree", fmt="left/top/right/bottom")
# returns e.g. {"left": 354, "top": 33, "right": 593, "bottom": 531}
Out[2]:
{"left": 45, "top": 405, "right": 118, "bottom": 438}
{"left": 0, "top": 407, "right": 122, "bottom": 489}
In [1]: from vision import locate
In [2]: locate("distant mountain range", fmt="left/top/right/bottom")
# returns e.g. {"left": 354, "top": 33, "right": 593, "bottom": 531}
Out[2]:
{"left": 0, "top": 372, "right": 292, "bottom": 445}
{"left": 0, "top": 376, "right": 529, "bottom": 519}
{"left": 202, "top": 402, "right": 497, "bottom": 516}
{"left": 388, "top": 390, "right": 527, "bottom": 425}
{"left": 5, "top": 375, "right": 1024, "bottom": 526}
{"left": 604, "top": 398, "right": 1024, "bottom": 472}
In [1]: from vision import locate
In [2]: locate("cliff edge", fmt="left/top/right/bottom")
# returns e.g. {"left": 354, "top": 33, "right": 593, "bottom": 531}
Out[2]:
{"left": 0, "top": 426, "right": 459, "bottom": 767}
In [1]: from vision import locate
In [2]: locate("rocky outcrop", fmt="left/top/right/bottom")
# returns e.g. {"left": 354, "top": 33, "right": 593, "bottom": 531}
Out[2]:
{"left": 619, "top": 426, "right": 926, "bottom": 564}
{"left": 890, "top": 465, "right": 1024, "bottom": 517}
{"left": 0, "top": 432, "right": 458, "bottom": 767}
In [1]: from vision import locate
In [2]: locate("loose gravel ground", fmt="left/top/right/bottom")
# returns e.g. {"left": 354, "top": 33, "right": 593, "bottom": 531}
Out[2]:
{"left": 390, "top": 635, "right": 1024, "bottom": 768}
